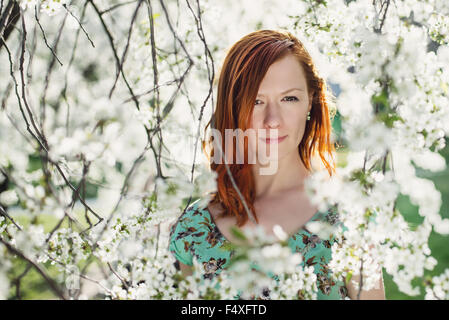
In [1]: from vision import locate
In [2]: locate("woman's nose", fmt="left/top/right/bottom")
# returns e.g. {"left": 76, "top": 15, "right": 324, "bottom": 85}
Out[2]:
{"left": 263, "top": 103, "right": 281, "bottom": 129}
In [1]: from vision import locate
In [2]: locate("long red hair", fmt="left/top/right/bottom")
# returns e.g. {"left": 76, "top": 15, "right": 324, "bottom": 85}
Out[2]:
{"left": 202, "top": 29, "right": 335, "bottom": 227}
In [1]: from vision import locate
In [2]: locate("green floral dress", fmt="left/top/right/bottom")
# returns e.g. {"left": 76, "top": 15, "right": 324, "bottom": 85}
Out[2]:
{"left": 169, "top": 198, "right": 349, "bottom": 300}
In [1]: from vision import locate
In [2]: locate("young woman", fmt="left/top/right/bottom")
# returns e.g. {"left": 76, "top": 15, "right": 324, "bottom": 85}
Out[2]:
{"left": 169, "top": 29, "right": 385, "bottom": 300}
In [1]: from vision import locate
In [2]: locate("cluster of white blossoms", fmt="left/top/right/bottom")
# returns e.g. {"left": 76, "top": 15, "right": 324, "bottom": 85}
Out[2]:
{"left": 41, "top": 228, "right": 92, "bottom": 271}
{"left": 218, "top": 226, "right": 318, "bottom": 300}
{"left": 295, "top": 0, "right": 449, "bottom": 297}
{"left": 19, "top": 0, "right": 70, "bottom": 16}
{"left": 82, "top": 208, "right": 179, "bottom": 299}
{"left": 267, "top": 265, "right": 318, "bottom": 300}
{"left": 425, "top": 268, "right": 449, "bottom": 300}
{"left": 0, "top": 190, "right": 19, "bottom": 207}
{"left": 1, "top": 221, "right": 46, "bottom": 262}
{"left": 175, "top": 258, "right": 238, "bottom": 300}
{"left": 103, "top": 251, "right": 182, "bottom": 300}
{"left": 428, "top": 13, "right": 449, "bottom": 45}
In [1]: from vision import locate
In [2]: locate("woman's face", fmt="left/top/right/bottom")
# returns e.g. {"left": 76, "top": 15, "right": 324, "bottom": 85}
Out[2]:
{"left": 248, "top": 53, "right": 312, "bottom": 164}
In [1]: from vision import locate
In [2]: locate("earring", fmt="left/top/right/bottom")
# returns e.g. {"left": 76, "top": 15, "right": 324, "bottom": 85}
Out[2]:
{"left": 307, "top": 111, "right": 311, "bottom": 121}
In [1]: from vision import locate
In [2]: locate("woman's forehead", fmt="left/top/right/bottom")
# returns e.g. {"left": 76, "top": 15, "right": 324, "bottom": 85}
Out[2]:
{"left": 257, "top": 55, "right": 307, "bottom": 89}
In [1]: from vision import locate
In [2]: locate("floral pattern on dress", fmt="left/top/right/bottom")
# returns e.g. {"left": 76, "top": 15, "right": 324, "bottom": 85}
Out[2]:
{"left": 169, "top": 199, "right": 349, "bottom": 300}
{"left": 202, "top": 257, "right": 227, "bottom": 280}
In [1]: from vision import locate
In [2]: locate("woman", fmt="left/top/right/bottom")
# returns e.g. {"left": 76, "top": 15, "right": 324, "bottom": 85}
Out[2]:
{"left": 169, "top": 29, "right": 385, "bottom": 300}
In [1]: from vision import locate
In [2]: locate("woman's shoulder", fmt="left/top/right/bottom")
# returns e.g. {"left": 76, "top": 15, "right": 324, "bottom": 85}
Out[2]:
{"left": 170, "top": 199, "right": 217, "bottom": 241}
{"left": 168, "top": 199, "right": 208, "bottom": 266}
{"left": 168, "top": 198, "right": 230, "bottom": 267}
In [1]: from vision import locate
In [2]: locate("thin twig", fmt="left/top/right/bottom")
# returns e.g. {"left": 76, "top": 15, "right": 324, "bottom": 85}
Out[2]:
{"left": 357, "top": 257, "right": 364, "bottom": 300}
{"left": 34, "top": 6, "right": 63, "bottom": 66}
{"left": 62, "top": 3, "right": 95, "bottom": 47}
{"left": 107, "top": 262, "right": 129, "bottom": 290}
{"left": 99, "top": 0, "right": 138, "bottom": 15}
{"left": 0, "top": 237, "right": 68, "bottom": 300}
{"left": 0, "top": 205, "right": 22, "bottom": 230}
{"left": 110, "top": 0, "right": 143, "bottom": 95}
{"left": 87, "top": 0, "right": 140, "bottom": 110}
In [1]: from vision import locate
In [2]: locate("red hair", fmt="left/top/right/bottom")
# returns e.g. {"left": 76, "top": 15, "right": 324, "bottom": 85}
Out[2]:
{"left": 202, "top": 29, "right": 335, "bottom": 227}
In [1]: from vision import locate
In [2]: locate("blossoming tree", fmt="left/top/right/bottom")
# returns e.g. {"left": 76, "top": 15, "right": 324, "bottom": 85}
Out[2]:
{"left": 0, "top": 0, "right": 448, "bottom": 299}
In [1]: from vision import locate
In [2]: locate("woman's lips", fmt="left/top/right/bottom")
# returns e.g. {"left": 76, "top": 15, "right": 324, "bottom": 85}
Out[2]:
{"left": 260, "top": 135, "right": 287, "bottom": 144}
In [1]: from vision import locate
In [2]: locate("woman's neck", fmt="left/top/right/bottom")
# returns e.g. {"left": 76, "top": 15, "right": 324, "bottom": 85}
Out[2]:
{"left": 251, "top": 151, "right": 309, "bottom": 200}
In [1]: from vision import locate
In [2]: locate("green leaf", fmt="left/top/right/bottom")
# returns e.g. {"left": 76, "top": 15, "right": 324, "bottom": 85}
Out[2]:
{"left": 162, "top": 100, "right": 174, "bottom": 120}
{"left": 371, "top": 89, "right": 389, "bottom": 114}
{"left": 441, "top": 80, "right": 448, "bottom": 94}
{"left": 377, "top": 112, "right": 403, "bottom": 128}
{"left": 220, "top": 241, "right": 236, "bottom": 251}
{"left": 230, "top": 226, "right": 247, "bottom": 241}
{"left": 346, "top": 271, "right": 353, "bottom": 284}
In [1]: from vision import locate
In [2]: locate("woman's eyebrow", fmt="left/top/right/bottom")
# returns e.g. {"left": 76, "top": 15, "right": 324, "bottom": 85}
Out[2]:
{"left": 280, "top": 88, "right": 305, "bottom": 94}
{"left": 257, "top": 88, "right": 305, "bottom": 97}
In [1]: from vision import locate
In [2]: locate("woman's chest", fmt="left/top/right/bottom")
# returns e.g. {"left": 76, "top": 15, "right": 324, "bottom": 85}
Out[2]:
{"left": 208, "top": 193, "right": 318, "bottom": 243}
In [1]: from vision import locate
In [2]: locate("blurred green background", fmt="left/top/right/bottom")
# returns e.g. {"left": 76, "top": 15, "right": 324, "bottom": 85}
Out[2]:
{"left": 332, "top": 110, "right": 449, "bottom": 300}
{"left": 383, "top": 140, "right": 449, "bottom": 299}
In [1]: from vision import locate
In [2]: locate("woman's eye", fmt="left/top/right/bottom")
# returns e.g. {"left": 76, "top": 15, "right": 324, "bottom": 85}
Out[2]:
{"left": 283, "top": 96, "right": 299, "bottom": 102}
{"left": 254, "top": 96, "right": 298, "bottom": 105}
